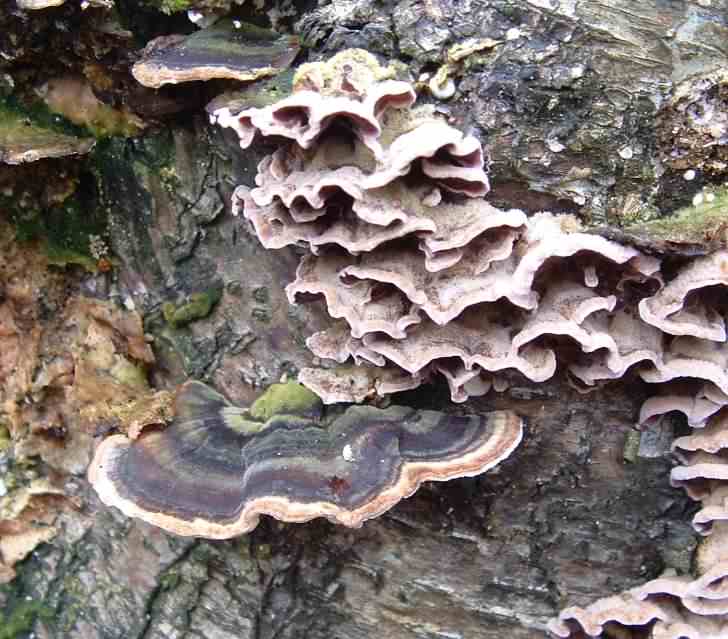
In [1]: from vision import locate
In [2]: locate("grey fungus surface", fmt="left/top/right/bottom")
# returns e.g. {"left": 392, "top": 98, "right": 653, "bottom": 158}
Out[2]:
{"left": 88, "top": 381, "right": 523, "bottom": 538}
{"left": 132, "top": 20, "right": 300, "bottom": 88}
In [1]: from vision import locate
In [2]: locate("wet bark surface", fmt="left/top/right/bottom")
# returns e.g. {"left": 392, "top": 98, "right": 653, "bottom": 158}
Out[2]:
{"left": 1, "top": 0, "right": 726, "bottom": 637}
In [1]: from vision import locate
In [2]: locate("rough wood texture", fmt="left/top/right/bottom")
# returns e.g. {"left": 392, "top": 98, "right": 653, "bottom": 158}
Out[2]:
{"left": 1, "top": 0, "right": 726, "bottom": 637}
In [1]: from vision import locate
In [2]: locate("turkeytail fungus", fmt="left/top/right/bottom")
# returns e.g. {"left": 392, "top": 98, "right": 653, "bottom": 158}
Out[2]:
{"left": 88, "top": 380, "right": 522, "bottom": 539}
{"left": 82, "top": 46, "right": 728, "bottom": 635}
{"left": 132, "top": 20, "right": 300, "bottom": 88}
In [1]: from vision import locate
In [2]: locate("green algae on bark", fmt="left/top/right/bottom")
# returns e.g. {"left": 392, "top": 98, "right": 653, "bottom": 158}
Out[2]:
{"left": 205, "top": 68, "right": 295, "bottom": 112}
{"left": 617, "top": 186, "right": 728, "bottom": 252}
{"left": 248, "top": 381, "right": 323, "bottom": 421}
{"left": 132, "top": 20, "right": 300, "bottom": 88}
{"left": 162, "top": 285, "right": 224, "bottom": 328}
{"left": 0, "top": 599, "right": 53, "bottom": 639}
{"left": 9, "top": 191, "right": 109, "bottom": 272}
{"left": 0, "top": 104, "right": 94, "bottom": 164}
{"left": 148, "top": 0, "right": 193, "bottom": 13}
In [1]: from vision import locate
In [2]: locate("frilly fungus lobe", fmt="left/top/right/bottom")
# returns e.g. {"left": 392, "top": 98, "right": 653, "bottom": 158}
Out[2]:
{"left": 214, "top": 50, "right": 723, "bottom": 406}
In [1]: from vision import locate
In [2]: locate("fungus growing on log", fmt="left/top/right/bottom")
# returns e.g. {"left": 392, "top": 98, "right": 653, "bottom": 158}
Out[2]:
{"left": 204, "top": 48, "right": 728, "bottom": 634}
{"left": 549, "top": 565, "right": 728, "bottom": 638}
{"left": 132, "top": 20, "right": 300, "bottom": 88}
{"left": 213, "top": 49, "right": 727, "bottom": 408}
{"left": 638, "top": 250, "right": 728, "bottom": 342}
{"left": 0, "top": 104, "right": 94, "bottom": 164}
{"left": 88, "top": 380, "right": 522, "bottom": 538}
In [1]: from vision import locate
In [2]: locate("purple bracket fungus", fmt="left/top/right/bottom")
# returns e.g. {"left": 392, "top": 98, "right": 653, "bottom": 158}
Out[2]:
{"left": 132, "top": 21, "right": 300, "bottom": 88}
{"left": 638, "top": 250, "right": 728, "bottom": 342}
{"left": 210, "top": 49, "right": 690, "bottom": 405}
{"left": 670, "top": 410, "right": 728, "bottom": 535}
{"left": 88, "top": 380, "right": 522, "bottom": 538}
{"left": 639, "top": 382, "right": 728, "bottom": 429}
{"left": 549, "top": 566, "right": 728, "bottom": 638}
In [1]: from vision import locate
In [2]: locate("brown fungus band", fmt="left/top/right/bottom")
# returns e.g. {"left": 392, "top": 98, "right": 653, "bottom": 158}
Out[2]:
{"left": 88, "top": 381, "right": 522, "bottom": 539}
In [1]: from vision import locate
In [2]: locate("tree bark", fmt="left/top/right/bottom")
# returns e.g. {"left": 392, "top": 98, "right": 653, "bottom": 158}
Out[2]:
{"left": 1, "top": 1, "right": 726, "bottom": 637}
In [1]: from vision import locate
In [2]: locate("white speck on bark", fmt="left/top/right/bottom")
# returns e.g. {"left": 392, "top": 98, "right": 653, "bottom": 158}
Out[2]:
{"left": 547, "top": 139, "right": 565, "bottom": 152}
{"left": 618, "top": 146, "right": 633, "bottom": 159}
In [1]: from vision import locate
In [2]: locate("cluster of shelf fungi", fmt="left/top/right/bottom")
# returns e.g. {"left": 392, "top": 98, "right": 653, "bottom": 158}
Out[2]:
{"left": 89, "top": 51, "right": 728, "bottom": 637}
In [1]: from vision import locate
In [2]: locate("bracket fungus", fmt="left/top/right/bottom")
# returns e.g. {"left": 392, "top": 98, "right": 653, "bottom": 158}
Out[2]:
{"left": 132, "top": 20, "right": 300, "bottom": 88}
{"left": 203, "top": 48, "right": 728, "bottom": 634}
{"left": 212, "top": 49, "right": 726, "bottom": 410}
{"left": 88, "top": 380, "right": 522, "bottom": 538}
{"left": 0, "top": 104, "right": 94, "bottom": 164}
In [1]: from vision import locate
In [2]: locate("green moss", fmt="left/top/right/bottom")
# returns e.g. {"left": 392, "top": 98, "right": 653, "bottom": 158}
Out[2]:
{"left": 109, "top": 359, "right": 148, "bottom": 389}
{"left": 220, "top": 412, "right": 266, "bottom": 435}
{"left": 624, "top": 186, "right": 728, "bottom": 245}
{"left": 0, "top": 424, "right": 11, "bottom": 450}
{"left": 45, "top": 247, "right": 98, "bottom": 271}
{"left": 207, "top": 68, "right": 296, "bottom": 115}
{"left": 10, "top": 193, "right": 108, "bottom": 272}
{"left": 0, "top": 599, "right": 53, "bottom": 639}
{"left": 622, "top": 429, "right": 641, "bottom": 464}
{"left": 249, "top": 381, "right": 323, "bottom": 421}
{"left": 1, "top": 96, "right": 89, "bottom": 140}
{"left": 162, "top": 285, "right": 223, "bottom": 328}
{"left": 159, "top": 572, "right": 181, "bottom": 591}
{"left": 148, "top": 0, "right": 193, "bottom": 14}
